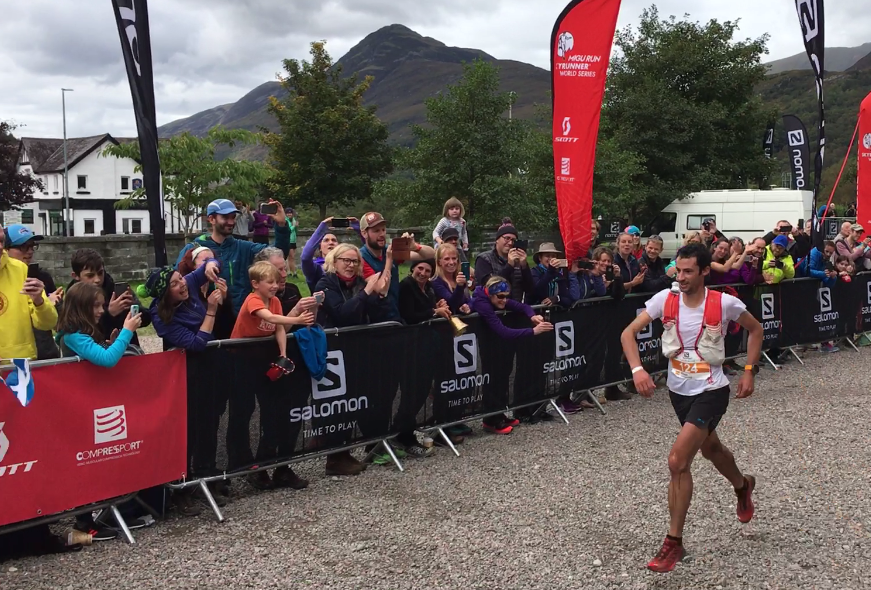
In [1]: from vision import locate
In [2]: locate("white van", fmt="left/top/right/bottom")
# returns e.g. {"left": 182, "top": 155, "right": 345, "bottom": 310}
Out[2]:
{"left": 642, "top": 189, "right": 813, "bottom": 260}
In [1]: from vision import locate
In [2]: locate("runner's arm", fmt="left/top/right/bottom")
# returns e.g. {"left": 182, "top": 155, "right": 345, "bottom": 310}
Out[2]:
{"left": 621, "top": 310, "right": 653, "bottom": 370}
{"left": 736, "top": 310, "right": 762, "bottom": 369}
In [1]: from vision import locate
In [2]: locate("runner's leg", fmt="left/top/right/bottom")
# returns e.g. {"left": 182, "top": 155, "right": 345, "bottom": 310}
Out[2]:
{"left": 667, "top": 422, "right": 710, "bottom": 538}
{"left": 699, "top": 430, "right": 744, "bottom": 488}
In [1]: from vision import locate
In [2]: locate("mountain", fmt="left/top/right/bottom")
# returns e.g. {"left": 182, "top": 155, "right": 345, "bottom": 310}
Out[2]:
{"left": 158, "top": 24, "right": 550, "bottom": 154}
{"left": 765, "top": 43, "right": 871, "bottom": 75}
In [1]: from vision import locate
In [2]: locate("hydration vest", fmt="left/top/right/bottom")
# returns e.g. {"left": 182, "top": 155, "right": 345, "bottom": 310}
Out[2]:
{"left": 661, "top": 289, "right": 726, "bottom": 365}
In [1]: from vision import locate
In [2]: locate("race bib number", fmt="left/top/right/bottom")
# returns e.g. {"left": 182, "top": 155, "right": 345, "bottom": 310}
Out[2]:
{"left": 670, "top": 352, "right": 711, "bottom": 381}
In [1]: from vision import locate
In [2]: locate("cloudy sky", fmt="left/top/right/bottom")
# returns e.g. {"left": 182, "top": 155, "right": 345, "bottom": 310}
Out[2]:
{"left": 1, "top": 0, "right": 867, "bottom": 139}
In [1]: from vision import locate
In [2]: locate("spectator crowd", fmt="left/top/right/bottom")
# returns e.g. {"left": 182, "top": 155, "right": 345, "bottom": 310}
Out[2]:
{"left": 0, "top": 200, "right": 863, "bottom": 556}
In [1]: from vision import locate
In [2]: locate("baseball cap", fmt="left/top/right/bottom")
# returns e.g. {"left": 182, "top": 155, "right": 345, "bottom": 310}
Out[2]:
{"left": 207, "top": 199, "right": 240, "bottom": 216}
{"left": 360, "top": 212, "right": 387, "bottom": 231}
{"left": 441, "top": 228, "right": 460, "bottom": 241}
{"left": 851, "top": 223, "right": 865, "bottom": 233}
{"left": 4, "top": 224, "right": 44, "bottom": 247}
{"left": 624, "top": 225, "right": 641, "bottom": 236}
{"left": 772, "top": 234, "right": 789, "bottom": 248}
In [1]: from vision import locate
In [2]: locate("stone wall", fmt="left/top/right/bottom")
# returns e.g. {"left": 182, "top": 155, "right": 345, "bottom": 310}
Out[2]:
{"left": 33, "top": 226, "right": 564, "bottom": 285}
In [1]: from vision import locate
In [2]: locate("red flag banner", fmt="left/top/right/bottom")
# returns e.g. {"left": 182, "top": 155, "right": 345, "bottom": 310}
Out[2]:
{"left": 0, "top": 351, "right": 187, "bottom": 527}
{"left": 857, "top": 92, "right": 871, "bottom": 231}
{"left": 551, "top": 0, "right": 622, "bottom": 261}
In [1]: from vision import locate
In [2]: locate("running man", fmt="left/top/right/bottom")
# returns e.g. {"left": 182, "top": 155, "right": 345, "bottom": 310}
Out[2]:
{"left": 620, "top": 243, "right": 763, "bottom": 573}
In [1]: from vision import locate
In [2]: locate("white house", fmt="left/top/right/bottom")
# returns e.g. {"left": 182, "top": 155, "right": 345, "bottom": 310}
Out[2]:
{"left": 13, "top": 134, "right": 199, "bottom": 237}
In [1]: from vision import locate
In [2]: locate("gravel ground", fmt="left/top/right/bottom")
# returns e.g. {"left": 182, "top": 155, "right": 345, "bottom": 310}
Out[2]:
{"left": 4, "top": 343, "right": 871, "bottom": 590}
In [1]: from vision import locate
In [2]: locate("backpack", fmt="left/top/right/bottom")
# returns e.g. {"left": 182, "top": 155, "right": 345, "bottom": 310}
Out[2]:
{"left": 661, "top": 288, "right": 725, "bottom": 365}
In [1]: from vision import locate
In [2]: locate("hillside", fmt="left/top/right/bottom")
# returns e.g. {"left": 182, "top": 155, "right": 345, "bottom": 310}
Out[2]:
{"left": 158, "top": 24, "right": 550, "bottom": 155}
{"left": 765, "top": 43, "right": 871, "bottom": 75}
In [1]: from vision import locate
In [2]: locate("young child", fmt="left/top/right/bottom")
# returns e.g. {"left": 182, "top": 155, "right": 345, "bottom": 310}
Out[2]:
{"left": 56, "top": 282, "right": 142, "bottom": 367}
{"left": 433, "top": 197, "right": 469, "bottom": 253}
{"left": 834, "top": 255, "right": 856, "bottom": 282}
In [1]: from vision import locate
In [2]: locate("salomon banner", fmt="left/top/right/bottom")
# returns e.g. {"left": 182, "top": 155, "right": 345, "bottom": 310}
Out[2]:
{"left": 763, "top": 122, "right": 775, "bottom": 159}
{"left": 0, "top": 352, "right": 187, "bottom": 528}
{"left": 783, "top": 115, "right": 812, "bottom": 191}
{"left": 551, "top": 0, "right": 622, "bottom": 262}
{"left": 111, "top": 0, "right": 167, "bottom": 267}
{"left": 794, "top": 0, "right": 826, "bottom": 248}
{"left": 857, "top": 92, "right": 871, "bottom": 232}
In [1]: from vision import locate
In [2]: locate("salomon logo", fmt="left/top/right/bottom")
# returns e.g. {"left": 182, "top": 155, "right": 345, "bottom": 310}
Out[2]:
{"left": 453, "top": 334, "right": 478, "bottom": 375}
{"left": 555, "top": 321, "right": 575, "bottom": 358}
{"left": 761, "top": 293, "right": 775, "bottom": 320}
{"left": 312, "top": 351, "right": 347, "bottom": 400}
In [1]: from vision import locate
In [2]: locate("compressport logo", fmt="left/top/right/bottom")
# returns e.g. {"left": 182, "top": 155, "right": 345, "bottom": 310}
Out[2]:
{"left": 442, "top": 334, "right": 489, "bottom": 393}
{"left": 292, "top": 351, "right": 368, "bottom": 422}
{"left": 814, "top": 287, "right": 839, "bottom": 324}
{"left": 0, "top": 422, "right": 38, "bottom": 478}
{"left": 94, "top": 405, "right": 127, "bottom": 444}
{"left": 543, "top": 321, "right": 585, "bottom": 374}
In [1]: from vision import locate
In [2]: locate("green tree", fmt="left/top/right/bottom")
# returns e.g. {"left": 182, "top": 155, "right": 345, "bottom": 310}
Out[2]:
{"left": 102, "top": 126, "right": 271, "bottom": 233}
{"left": 264, "top": 41, "right": 394, "bottom": 220}
{"left": 0, "top": 121, "right": 43, "bottom": 211}
{"left": 602, "top": 7, "right": 777, "bottom": 223}
{"left": 392, "top": 59, "right": 554, "bottom": 231}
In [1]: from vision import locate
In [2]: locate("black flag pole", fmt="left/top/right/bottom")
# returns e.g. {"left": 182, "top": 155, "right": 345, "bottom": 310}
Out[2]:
{"left": 111, "top": 0, "right": 167, "bottom": 267}
{"left": 794, "top": 0, "right": 825, "bottom": 250}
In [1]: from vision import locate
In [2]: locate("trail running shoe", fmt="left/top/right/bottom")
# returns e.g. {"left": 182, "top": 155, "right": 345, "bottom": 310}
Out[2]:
{"left": 560, "top": 400, "right": 583, "bottom": 414}
{"left": 736, "top": 475, "right": 756, "bottom": 523}
{"left": 647, "top": 537, "right": 686, "bottom": 573}
{"left": 450, "top": 423, "right": 473, "bottom": 436}
{"left": 482, "top": 421, "right": 513, "bottom": 435}
{"left": 503, "top": 416, "right": 520, "bottom": 427}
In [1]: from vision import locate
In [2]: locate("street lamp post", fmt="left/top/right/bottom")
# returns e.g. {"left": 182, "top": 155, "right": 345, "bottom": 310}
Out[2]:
{"left": 61, "top": 88, "right": 74, "bottom": 236}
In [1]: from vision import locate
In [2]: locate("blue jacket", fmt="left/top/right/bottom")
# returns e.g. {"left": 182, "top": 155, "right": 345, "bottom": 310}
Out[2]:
{"left": 798, "top": 247, "right": 836, "bottom": 287}
{"left": 175, "top": 225, "right": 290, "bottom": 314}
{"left": 151, "top": 261, "right": 217, "bottom": 352}
{"left": 530, "top": 264, "right": 580, "bottom": 307}
{"left": 57, "top": 329, "right": 133, "bottom": 368}
{"left": 578, "top": 272, "right": 607, "bottom": 300}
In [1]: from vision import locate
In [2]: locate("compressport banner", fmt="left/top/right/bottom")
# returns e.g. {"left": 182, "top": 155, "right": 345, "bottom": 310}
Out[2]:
{"left": 857, "top": 92, "right": 871, "bottom": 231}
{"left": 111, "top": 0, "right": 167, "bottom": 267}
{"left": 763, "top": 122, "right": 775, "bottom": 159}
{"left": 794, "top": 0, "right": 825, "bottom": 248}
{"left": 550, "top": 0, "right": 622, "bottom": 262}
{"left": 783, "top": 115, "right": 811, "bottom": 191}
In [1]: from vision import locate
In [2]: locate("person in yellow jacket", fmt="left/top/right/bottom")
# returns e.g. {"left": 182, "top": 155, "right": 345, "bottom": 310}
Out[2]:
{"left": 0, "top": 228, "right": 58, "bottom": 360}
{"left": 761, "top": 234, "right": 796, "bottom": 285}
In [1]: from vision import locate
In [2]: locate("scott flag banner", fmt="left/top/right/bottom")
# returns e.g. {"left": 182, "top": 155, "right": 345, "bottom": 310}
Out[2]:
{"left": 0, "top": 352, "right": 187, "bottom": 528}
{"left": 111, "top": 0, "right": 167, "bottom": 267}
{"left": 794, "top": 0, "right": 825, "bottom": 247}
{"left": 782, "top": 115, "right": 811, "bottom": 191}
{"left": 551, "top": 0, "right": 622, "bottom": 261}
{"left": 858, "top": 92, "right": 871, "bottom": 231}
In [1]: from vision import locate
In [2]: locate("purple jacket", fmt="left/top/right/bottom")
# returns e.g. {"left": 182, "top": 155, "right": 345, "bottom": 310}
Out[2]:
{"left": 470, "top": 287, "right": 535, "bottom": 339}
{"left": 432, "top": 276, "right": 470, "bottom": 314}
{"left": 710, "top": 262, "right": 759, "bottom": 285}
{"left": 252, "top": 211, "right": 273, "bottom": 237}
{"left": 151, "top": 260, "right": 218, "bottom": 352}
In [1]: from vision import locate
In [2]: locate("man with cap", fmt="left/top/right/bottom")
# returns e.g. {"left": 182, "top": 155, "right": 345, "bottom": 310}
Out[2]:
{"left": 474, "top": 224, "right": 534, "bottom": 302}
{"left": 530, "top": 242, "right": 579, "bottom": 307}
{"left": 176, "top": 198, "right": 290, "bottom": 314}
{"left": 834, "top": 222, "right": 871, "bottom": 271}
{"left": 761, "top": 234, "right": 796, "bottom": 285}
{"left": 359, "top": 211, "right": 435, "bottom": 322}
{"left": 763, "top": 220, "right": 810, "bottom": 260}
{"left": 439, "top": 227, "right": 468, "bottom": 263}
{"left": 3, "top": 224, "right": 63, "bottom": 359}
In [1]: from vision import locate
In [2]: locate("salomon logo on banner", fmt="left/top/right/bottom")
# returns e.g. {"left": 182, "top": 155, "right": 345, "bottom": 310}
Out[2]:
{"left": 94, "top": 406, "right": 128, "bottom": 444}
{"left": 311, "top": 351, "right": 347, "bottom": 400}
{"left": 555, "top": 321, "right": 575, "bottom": 358}
{"left": 636, "top": 309, "right": 653, "bottom": 340}
{"left": 1, "top": 359, "right": 34, "bottom": 407}
{"left": 453, "top": 334, "right": 478, "bottom": 375}
{"left": 819, "top": 287, "right": 832, "bottom": 312}
{"left": 761, "top": 294, "right": 775, "bottom": 319}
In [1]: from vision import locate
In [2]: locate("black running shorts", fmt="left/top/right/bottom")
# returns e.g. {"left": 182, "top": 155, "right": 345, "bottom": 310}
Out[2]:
{"left": 669, "top": 386, "right": 730, "bottom": 432}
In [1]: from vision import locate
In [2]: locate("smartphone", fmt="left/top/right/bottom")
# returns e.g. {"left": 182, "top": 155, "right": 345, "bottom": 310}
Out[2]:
{"left": 825, "top": 261, "right": 835, "bottom": 272}
{"left": 798, "top": 219, "right": 805, "bottom": 229}
{"left": 331, "top": 218, "right": 350, "bottom": 228}
{"left": 513, "top": 239, "right": 529, "bottom": 251}
{"left": 781, "top": 225, "right": 792, "bottom": 234}
{"left": 577, "top": 259, "right": 594, "bottom": 271}
{"left": 461, "top": 261, "right": 470, "bottom": 279}
{"left": 113, "top": 282, "right": 130, "bottom": 297}
{"left": 259, "top": 202, "right": 278, "bottom": 215}
{"left": 605, "top": 267, "right": 615, "bottom": 281}
{"left": 27, "top": 263, "right": 40, "bottom": 278}
{"left": 555, "top": 259, "right": 568, "bottom": 268}
{"left": 774, "top": 260, "right": 784, "bottom": 269}
{"left": 314, "top": 292, "right": 325, "bottom": 305}
{"left": 130, "top": 304, "right": 139, "bottom": 315}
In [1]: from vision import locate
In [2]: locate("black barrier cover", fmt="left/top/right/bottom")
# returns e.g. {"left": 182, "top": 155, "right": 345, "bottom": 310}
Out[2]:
{"left": 184, "top": 278, "right": 871, "bottom": 477}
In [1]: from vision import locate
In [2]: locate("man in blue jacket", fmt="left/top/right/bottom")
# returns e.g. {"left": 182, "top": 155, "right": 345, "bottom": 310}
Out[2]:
{"left": 176, "top": 199, "right": 290, "bottom": 314}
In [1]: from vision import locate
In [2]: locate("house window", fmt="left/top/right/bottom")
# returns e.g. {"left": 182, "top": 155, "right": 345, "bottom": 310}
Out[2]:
{"left": 131, "top": 219, "right": 142, "bottom": 233}
{"left": 77, "top": 175, "right": 87, "bottom": 190}
{"left": 21, "top": 210, "right": 34, "bottom": 224}
{"left": 121, "top": 176, "right": 130, "bottom": 191}
{"left": 53, "top": 175, "right": 59, "bottom": 191}
{"left": 686, "top": 215, "right": 716, "bottom": 231}
{"left": 83, "top": 219, "right": 96, "bottom": 235}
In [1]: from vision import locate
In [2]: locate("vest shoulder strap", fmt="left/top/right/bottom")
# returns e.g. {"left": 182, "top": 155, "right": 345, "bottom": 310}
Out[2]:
{"left": 703, "top": 288, "right": 723, "bottom": 328}
{"left": 663, "top": 291, "right": 680, "bottom": 323}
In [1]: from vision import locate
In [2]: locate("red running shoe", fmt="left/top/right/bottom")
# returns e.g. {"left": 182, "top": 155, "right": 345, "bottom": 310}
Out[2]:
{"left": 482, "top": 422, "right": 513, "bottom": 435}
{"left": 503, "top": 417, "right": 520, "bottom": 427}
{"left": 736, "top": 475, "right": 756, "bottom": 523}
{"left": 647, "top": 537, "right": 686, "bottom": 573}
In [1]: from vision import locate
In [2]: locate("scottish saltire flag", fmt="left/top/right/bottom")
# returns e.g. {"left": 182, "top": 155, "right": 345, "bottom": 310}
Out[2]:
{"left": 1, "top": 359, "right": 34, "bottom": 407}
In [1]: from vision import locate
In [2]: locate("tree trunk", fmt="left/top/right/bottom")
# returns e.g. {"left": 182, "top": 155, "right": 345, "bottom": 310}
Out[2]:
{"left": 319, "top": 203, "right": 327, "bottom": 220}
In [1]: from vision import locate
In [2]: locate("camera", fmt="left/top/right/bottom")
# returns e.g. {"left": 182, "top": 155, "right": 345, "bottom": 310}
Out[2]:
{"left": 702, "top": 221, "right": 711, "bottom": 231}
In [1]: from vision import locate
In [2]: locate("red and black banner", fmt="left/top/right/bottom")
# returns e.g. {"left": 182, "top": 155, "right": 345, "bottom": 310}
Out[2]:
{"left": 550, "top": 0, "right": 622, "bottom": 261}
{"left": 857, "top": 92, "right": 871, "bottom": 231}
{"left": 111, "top": 0, "right": 167, "bottom": 266}
{"left": 782, "top": 114, "right": 812, "bottom": 191}
{"left": 0, "top": 352, "right": 187, "bottom": 528}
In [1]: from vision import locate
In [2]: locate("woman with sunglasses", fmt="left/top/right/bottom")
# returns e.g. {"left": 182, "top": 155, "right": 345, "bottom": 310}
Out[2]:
{"left": 471, "top": 276, "right": 553, "bottom": 434}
